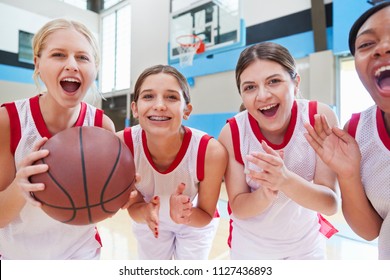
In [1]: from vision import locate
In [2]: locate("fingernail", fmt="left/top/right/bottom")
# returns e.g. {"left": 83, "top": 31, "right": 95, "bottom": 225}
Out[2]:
{"left": 153, "top": 196, "right": 159, "bottom": 200}
{"left": 181, "top": 182, "right": 186, "bottom": 186}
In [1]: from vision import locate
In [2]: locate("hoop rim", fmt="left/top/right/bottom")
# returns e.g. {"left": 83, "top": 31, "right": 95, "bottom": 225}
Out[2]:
{"left": 176, "top": 34, "right": 203, "bottom": 48}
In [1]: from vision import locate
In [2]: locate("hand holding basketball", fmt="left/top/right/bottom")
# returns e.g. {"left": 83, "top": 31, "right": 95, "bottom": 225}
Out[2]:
{"left": 30, "top": 126, "right": 136, "bottom": 225}
{"left": 15, "top": 137, "right": 49, "bottom": 207}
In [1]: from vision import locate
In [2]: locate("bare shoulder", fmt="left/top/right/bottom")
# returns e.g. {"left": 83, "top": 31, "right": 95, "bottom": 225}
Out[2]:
{"left": 207, "top": 137, "right": 228, "bottom": 161}
{"left": 102, "top": 114, "right": 116, "bottom": 132}
{"left": 316, "top": 101, "right": 339, "bottom": 127}
{"left": 217, "top": 122, "right": 232, "bottom": 146}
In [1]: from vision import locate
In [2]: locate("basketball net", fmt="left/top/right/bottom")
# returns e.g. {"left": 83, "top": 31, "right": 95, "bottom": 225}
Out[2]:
{"left": 176, "top": 35, "right": 204, "bottom": 67}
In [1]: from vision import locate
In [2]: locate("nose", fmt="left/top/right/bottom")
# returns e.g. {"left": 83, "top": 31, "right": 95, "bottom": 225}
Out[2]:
{"left": 153, "top": 96, "right": 166, "bottom": 110}
{"left": 374, "top": 38, "right": 390, "bottom": 57}
{"left": 256, "top": 86, "right": 272, "bottom": 101}
{"left": 65, "top": 58, "right": 78, "bottom": 72}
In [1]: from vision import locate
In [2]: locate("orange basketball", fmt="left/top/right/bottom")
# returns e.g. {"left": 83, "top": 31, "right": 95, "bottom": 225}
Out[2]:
{"left": 30, "top": 126, "right": 135, "bottom": 225}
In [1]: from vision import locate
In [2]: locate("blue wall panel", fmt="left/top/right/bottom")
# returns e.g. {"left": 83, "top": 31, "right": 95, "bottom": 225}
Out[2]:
{"left": 333, "top": 0, "right": 372, "bottom": 55}
{"left": 0, "top": 64, "right": 34, "bottom": 84}
{"left": 183, "top": 112, "right": 236, "bottom": 138}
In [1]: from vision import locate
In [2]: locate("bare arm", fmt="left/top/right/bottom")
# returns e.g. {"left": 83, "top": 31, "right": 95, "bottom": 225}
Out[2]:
{"left": 218, "top": 124, "right": 277, "bottom": 219}
{"left": 304, "top": 108, "right": 382, "bottom": 240}
{"left": 184, "top": 138, "right": 227, "bottom": 227}
{"left": 102, "top": 114, "right": 115, "bottom": 132}
{"left": 0, "top": 108, "right": 49, "bottom": 227}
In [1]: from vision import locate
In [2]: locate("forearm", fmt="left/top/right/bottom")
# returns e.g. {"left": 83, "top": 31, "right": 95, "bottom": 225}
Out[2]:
{"left": 0, "top": 183, "right": 26, "bottom": 227}
{"left": 281, "top": 172, "right": 339, "bottom": 216}
{"left": 127, "top": 202, "right": 150, "bottom": 224}
{"left": 186, "top": 207, "right": 215, "bottom": 228}
{"left": 338, "top": 175, "right": 382, "bottom": 240}
{"left": 230, "top": 190, "right": 272, "bottom": 219}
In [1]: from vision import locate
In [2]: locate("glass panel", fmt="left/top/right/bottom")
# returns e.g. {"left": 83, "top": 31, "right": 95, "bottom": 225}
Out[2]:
{"left": 115, "top": 5, "right": 131, "bottom": 90}
{"left": 101, "top": 4, "right": 131, "bottom": 93}
{"left": 101, "top": 13, "right": 116, "bottom": 92}
{"left": 18, "top": 31, "right": 34, "bottom": 64}
{"left": 339, "top": 56, "right": 375, "bottom": 127}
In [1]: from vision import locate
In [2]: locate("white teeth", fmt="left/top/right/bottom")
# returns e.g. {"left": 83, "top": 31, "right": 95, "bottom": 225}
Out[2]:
{"left": 62, "top": 78, "right": 80, "bottom": 83}
{"left": 149, "top": 116, "right": 169, "bottom": 121}
{"left": 260, "top": 104, "right": 277, "bottom": 111}
{"left": 375, "top": 65, "right": 390, "bottom": 77}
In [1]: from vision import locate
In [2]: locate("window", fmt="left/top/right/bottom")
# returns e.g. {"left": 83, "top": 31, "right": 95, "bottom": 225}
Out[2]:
{"left": 18, "top": 31, "right": 34, "bottom": 64}
{"left": 100, "top": 3, "right": 131, "bottom": 93}
{"left": 338, "top": 56, "right": 375, "bottom": 126}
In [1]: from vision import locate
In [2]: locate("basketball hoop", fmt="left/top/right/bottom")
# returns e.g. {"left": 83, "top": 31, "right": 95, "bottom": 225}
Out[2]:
{"left": 176, "top": 34, "right": 205, "bottom": 67}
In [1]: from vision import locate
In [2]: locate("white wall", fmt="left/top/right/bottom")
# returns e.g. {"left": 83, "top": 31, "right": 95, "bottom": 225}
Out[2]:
{"left": 128, "top": 0, "right": 170, "bottom": 87}
{"left": 242, "top": 0, "right": 332, "bottom": 26}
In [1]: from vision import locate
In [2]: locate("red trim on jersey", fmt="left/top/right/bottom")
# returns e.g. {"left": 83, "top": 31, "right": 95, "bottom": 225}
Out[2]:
{"left": 30, "top": 95, "right": 88, "bottom": 138}
{"left": 318, "top": 213, "right": 338, "bottom": 238}
{"left": 347, "top": 112, "right": 361, "bottom": 138}
{"left": 376, "top": 107, "right": 390, "bottom": 150}
{"left": 227, "top": 117, "right": 244, "bottom": 165}
{"left": 196, "top": 134, "right": 220, "bottom": 218}
{"left": 74, "top": 102, "right": 87, "bottom": 127}
{"left": 123, "top": 127, "right": 134, "bottom": 156}
{"left": 196, "top": 134, "right": 212, "bottom": 181}
{"left": 1, "top": 102, "right": 21, "bottom": 155}
{"left": 95, "top": 227, "right": 103, "bottom": 247}
{"left": 249, "top": 100, "right": 297, "bottom": 150}
{"left": 30, "top": 95, "right": 51, "bottom": 138}
{"left": 142, "top": 126, "right": 192, "bottom": 174}
{"left": 94, "top": 108, "right": 103, "bottom": 127}
{"left": 308, "top": 100, "right": 317, "bottom": 127}
{"left": 227, "top": 202, "right": 233, "bottom": 248}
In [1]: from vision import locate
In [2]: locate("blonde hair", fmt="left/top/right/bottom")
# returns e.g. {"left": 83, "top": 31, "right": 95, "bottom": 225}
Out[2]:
{"left": 32, "top": 18, "right": 100, "bottom": 91}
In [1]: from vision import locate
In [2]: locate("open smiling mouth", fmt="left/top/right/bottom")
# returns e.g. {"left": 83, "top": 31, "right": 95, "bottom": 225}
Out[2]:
{"left": 259, "top": 104, "right": 279, "bottom": 117}
{"left": 375, "top": 66, "right": 390, "bottom": 91}
{"left": 60, "top": 78, "right": 81, "bottom": 93}
{"left": 148, "top": 116, "right": 171, "bottom": 121}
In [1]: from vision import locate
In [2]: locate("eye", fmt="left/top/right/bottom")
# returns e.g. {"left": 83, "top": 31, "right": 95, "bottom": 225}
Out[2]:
{"left": 268, "top": 78, "right": 282, "bottom": 85}
{"left": 167, "top": 94, "right": 179, "bottom": 100}
{"left": 78, "top": 55, "right": 90, "bottom": 61}
{"left": 242, "top": 84, "right": 256, "bottom": 92}
{"left": 357, "top": 41, "right": 375, "bottom": 50}
{"left": 52, "top": 52, "right": 65, "bottom": 58}
{"left": 140, "top": 93, "right": 153, "bottom": 100}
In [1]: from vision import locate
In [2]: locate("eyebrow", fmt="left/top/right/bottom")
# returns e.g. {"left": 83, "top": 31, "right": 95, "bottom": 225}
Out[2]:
{"left": 241, "top": 73, "right": 282, "bottom": 85}
{"left": 356, "top": 28, "right": 375, "bottom": 40}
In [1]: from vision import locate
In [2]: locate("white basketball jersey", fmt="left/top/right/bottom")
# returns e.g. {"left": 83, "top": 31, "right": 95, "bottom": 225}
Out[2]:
{"left": 228, "top": 99, "right": 326, "bottom": 259}
{"left": 124, "top": 125, "right": 219, "bottom": 259}
{"left": 0, "top": 95, "right": 103, "bottom": 259}
{"left": 348, "top": 105, "right": 390, "bottom": 260}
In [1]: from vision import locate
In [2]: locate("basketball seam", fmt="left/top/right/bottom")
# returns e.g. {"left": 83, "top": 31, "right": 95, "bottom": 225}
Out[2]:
{"left": 79, "top": 128, "right": 94, "bottom": 224}
{"left": 34, "top": 158, "right": 78, "bottom": 223}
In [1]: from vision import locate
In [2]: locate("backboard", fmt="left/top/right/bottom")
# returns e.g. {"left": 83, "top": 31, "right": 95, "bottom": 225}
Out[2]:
{"left": 169, "top": 0, "right": 243, "bottom": 64}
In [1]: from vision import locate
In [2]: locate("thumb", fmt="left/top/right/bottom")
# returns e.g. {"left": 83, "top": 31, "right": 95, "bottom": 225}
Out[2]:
{"left": 175, "top": 183, "right": 186, "bottom": 195}
{"left": 151, "top": 195, "right": 160, "bottom": 206}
